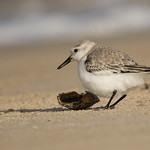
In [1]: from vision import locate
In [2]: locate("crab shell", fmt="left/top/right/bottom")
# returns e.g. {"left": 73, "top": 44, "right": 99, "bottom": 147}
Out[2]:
{"left": 57, "top": 91, "right": 100, "bottom": 110}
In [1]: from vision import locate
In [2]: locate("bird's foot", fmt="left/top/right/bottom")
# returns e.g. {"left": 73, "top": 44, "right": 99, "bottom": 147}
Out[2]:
{"left": 100, "top": 105, "right": 115, "bottom": 110}
{"left": 100, "top": 94, "right": 127, "bottom": 110}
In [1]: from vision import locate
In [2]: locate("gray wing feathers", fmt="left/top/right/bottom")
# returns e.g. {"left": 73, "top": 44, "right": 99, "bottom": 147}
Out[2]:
{"left": 85, "top": 46, "right": 150, "bottom": 73}
{"left": 122, "top": 65, "right": 150, "bottom": 73}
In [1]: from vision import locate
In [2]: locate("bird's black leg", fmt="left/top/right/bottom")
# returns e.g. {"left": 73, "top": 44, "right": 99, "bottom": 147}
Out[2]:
{"left": 101, "top": 90, "right": 117, "bottom": 109}
{"left": 109, "top": 94, "right": 127, "bottom": 109}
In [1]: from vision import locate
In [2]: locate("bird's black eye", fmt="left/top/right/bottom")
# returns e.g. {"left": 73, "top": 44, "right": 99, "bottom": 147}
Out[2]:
{"left": 74, "top": 49, "right": 78, "bottom": 53}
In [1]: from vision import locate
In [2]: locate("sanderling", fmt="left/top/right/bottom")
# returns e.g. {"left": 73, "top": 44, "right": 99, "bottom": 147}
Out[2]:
{"left": 57, "top": 40, "right": 150, "bottom": 109}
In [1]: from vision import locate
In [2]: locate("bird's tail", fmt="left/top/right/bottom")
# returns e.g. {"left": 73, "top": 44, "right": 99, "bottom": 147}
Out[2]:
{"left": 124, "top": 65, "right": 150, "bottom": 81}
{"left": 124, "top": 65, "right": 150, "bottom": 73}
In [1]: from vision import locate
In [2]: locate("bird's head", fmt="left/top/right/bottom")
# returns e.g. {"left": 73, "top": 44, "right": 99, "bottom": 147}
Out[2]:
{"left": 57, "top": 40, "right": 95, "bottom": 69}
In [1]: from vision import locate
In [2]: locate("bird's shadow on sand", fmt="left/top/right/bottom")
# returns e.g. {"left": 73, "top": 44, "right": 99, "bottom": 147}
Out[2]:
{"left": 0, "top": 107, "right": 106, "bottom": 114}
{"left": 0, "top": 107, "right": 70, "bottom": 113}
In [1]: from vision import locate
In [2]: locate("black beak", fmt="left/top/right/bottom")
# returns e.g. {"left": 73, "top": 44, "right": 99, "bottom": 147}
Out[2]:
{"left": 57, "top": 55, "right": 72, "bottom": 69}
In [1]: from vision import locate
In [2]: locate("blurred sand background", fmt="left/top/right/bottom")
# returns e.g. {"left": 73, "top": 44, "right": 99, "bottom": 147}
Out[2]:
{"left": 0, "top": 0, "right": 150, "bottom": 150}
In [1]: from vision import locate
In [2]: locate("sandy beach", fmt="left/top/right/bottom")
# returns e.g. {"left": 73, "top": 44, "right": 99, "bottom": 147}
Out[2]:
{"left": 0, "top": 35, "right": 150, "bottom": 150}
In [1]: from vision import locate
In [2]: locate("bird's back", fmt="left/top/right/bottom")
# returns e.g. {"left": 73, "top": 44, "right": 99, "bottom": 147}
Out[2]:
{"left": 85, "top": 44, "right": 150, "bottom": 74}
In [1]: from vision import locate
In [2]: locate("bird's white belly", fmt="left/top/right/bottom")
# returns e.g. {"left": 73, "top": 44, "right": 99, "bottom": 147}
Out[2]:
{"left": 77, "top": 59, "right": 145, "bottom": 98}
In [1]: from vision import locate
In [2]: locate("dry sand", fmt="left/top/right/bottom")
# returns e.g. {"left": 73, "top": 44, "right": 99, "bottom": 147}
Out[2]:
{"left": 0, "top": 35, "right": 150, "bottom": 150}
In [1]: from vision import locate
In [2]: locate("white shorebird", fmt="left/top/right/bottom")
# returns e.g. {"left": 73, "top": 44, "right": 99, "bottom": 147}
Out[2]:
{"left": 57, "top": 40, "right": 150, "bottom": 109}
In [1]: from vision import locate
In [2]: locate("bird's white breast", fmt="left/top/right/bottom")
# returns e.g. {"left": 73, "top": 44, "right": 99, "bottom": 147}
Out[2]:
{"left": 77, "top": 57, "right": 145, "bottom": 98}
